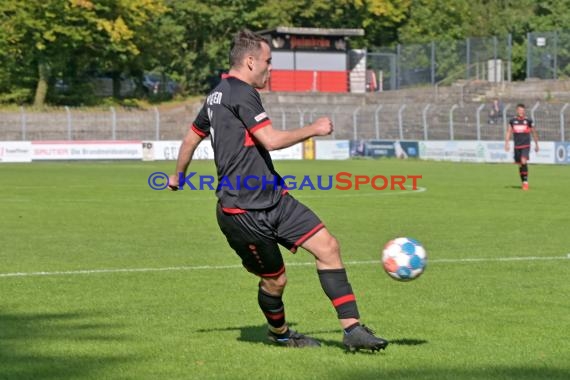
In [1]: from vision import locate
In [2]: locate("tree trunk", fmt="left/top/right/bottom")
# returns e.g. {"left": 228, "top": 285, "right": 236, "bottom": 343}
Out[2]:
{"left": 33, "top": 61, "right": 49, "bottom": 108}
{"left": 112, "top": 71, "right": 121, "bottom": 99}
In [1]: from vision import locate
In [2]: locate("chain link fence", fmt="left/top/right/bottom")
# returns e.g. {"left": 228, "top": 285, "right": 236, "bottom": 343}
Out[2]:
{"left": 527, "top": 31, "right": 570, "bottom": 80}
{"left": 367, "top": 35, "right": 512, "bottom": 90}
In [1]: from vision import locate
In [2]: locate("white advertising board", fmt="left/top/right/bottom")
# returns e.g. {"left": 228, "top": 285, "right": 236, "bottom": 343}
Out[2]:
{"left": 419, "top": 141, "right": 483, "bottom": 162}
{"left": 142, "top": 140, "right": 302, "bottom": 161}
{"left": 420, "top": 140, "right": 555, "bottom": 164}
{"left": 269, "top": 143, "right": 303, "bottom": 160}
{"left": 142, "top": 140, "right": 215, "bottom": 161}
{"left": 31, "top": 141, "right": 142, "bottom": 160}
{"left": 0, "top": 141, "right": 32, "bottom": 163}
{"left": 315, "top": 140, "right": 350, "bottom": 160}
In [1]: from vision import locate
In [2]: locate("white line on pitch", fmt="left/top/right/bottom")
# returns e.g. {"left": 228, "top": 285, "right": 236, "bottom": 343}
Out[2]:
{"left": 0, "top": 255, "right": 567, "bottom": 279}
{"left": 2, "top": 186, "right": 427, "bottom": 204}
{"left": 296, "top": 186, "right": 426, "bottom": 198}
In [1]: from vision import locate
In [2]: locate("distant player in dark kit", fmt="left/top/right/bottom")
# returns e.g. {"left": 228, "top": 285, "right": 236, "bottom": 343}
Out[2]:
{"left": 167, "top": 29, "right": 388, "bottom": 352}
{"left": 505, "top": 104, "right": 539, "bottom": 191}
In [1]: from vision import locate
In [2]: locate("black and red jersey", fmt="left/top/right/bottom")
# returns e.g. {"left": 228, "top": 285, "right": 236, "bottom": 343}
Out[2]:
{"left": 191, "top": 75, "right": 285, "bottom": 212}
{"left": 509, "top": 116, "right": 534, "bottom": 149}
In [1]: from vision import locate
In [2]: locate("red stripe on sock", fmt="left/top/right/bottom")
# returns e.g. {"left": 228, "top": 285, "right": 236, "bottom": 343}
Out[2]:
{"left": 332, "top": 294, "right": 356, "bottom": 307}
{"left": 264, "top": 312, "right": 285, "bottom": 320}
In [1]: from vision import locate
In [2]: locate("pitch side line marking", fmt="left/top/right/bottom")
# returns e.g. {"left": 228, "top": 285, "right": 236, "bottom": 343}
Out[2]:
{"left": 0, "top": 255, "right": 567, "bottom": 278}
{"left": 1, "top": 186, "right": 427, "bottom": 203}
{"left": 295, "top": 186, "right": 426, "bottom": 198}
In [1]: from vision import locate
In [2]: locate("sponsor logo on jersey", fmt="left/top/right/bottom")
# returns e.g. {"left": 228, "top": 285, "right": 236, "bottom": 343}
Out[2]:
{"left": 254, "top": 112, "right": 267, "bottom": 122}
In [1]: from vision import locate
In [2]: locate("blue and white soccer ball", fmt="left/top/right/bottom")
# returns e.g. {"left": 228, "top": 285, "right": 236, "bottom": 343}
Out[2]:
{"left": 382, "top": 237, "right": 427, "bottom": 281}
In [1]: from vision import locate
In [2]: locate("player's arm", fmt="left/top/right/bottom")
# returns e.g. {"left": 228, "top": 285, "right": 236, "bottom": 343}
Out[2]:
{"left": 531, "top": 126, "right": 540, "bottom": 152}
{"left": 237, "top": 86, "right": 332, "bottom": 151}
{"left": 169, "top": 106, "right": 210, "bottom": 190}
{"left": 169, "top": 128, "right": 204, "bottom": 189}
{"left": 504, "top": 124, "right": 513, "bottom": 151}
{"left": 253, "top": 117, "right": 332, "bottom": 151}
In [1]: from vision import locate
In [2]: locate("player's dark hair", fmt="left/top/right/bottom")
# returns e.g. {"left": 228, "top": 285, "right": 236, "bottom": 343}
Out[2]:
{"left": 229, "top": 29, "right": 268, "bottom": 68}
{"left": 516, "top": 103, "right": 525, "bottom": 109}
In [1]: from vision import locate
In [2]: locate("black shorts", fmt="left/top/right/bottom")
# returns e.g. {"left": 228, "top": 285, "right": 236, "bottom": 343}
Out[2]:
{"left": 216, "top": 193, "right": 324, "bottom": 277}
{"left": 514, "top": 147, "right": 530, "bottom": 163}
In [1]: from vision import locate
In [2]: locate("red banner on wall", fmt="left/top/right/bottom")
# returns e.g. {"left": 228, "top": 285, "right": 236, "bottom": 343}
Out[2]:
{"left": 268, "top": 70, "right": 348, "bottom": 93}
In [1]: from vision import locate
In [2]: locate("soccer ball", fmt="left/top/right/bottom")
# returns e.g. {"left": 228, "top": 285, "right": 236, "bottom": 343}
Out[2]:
{"left": 382, "top": 237, "right": 427, "bottom": 281}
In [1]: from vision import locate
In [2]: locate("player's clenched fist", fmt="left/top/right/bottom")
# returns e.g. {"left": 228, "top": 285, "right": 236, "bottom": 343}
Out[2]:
{"left": 312, "top": 117, "right": 334, "bottom": 136}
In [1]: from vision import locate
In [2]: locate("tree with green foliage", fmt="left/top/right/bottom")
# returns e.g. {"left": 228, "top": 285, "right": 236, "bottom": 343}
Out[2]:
{"left": 153, "top": 0, "right": 411, "bottom": 93}
{"left": 0, "top": 0, "right": 166, "bottom": 106}
{"left": 397, "top": 0, "right": 570, "bottom": 80}
{"left": 3, "top": 0, "right": 570, "bottom": 105}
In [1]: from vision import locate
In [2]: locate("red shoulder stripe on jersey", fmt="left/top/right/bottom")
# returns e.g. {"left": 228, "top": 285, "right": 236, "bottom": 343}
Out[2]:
{"left": 290, "top": 223, "right": 325, "bottom": 253}
{"left": 191, "top": 124, "right": 208, "bottom": 137}
{"left": 332, "top": 294, "right": 356, "bottom": 307}
{"left": 250, "top": 119, "right": 271, "bottom": 133}
{"left": 222, "top": 207, "right": 247, "bottom": 214}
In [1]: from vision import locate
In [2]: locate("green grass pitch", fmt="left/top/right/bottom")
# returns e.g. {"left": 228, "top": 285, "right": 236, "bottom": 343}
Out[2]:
{"left": 1, "top": 159, "right": 569, "bottom": 380}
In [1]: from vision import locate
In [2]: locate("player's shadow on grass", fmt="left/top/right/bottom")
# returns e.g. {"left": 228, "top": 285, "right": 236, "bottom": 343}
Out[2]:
{"left": 197, "top": 324, "right": 427, "bottom": 351}
{"left": 197, "top": 323, "right": 297, "bottom": 347}
{"left": 197, "top": 323, "right": 344, "bottom": 348}
{"left": 0, "top": 309, "right": 134, "bottom": 379}
{"left": 504, "top": 185, "right": 524, "bottom": 190}
{"left": 390, "top": 338, "right": 428, "bottom": 346}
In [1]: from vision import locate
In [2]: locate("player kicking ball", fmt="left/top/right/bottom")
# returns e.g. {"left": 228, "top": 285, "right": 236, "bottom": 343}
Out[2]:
{"left": 168, "top": 29, "right": 388, "bottom": 352}
{"left": 504, "top": 103, "right": 539, "bottom": 190}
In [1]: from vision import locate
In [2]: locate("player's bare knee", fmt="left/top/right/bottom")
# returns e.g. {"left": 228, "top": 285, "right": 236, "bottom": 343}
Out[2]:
{"left": 260, "top": 273, "right": 287, "bottom": 294}
{"left": 326, "top": 235, "right": 340, "bottom": 256}
{"left": 319, "top": 235, "right": 341, "bottom": 263}
{"left": 274, "top": 273, "right": 287, "bottom": 289}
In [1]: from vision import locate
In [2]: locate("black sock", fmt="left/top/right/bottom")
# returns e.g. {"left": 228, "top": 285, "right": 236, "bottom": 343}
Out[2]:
{"left": 344, "top": 322, "right": 361, "bottom": 334}
{"left": 317, "top": 268, "right": 360, "bottom": 319}
{"left": 258, "top": 286, "right": 286, "bottom": 329}
{"left": 520, "top": 164, "right": 528, "bottom": 182}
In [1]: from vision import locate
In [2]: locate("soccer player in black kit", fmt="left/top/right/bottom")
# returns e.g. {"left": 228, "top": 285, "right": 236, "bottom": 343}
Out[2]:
{"left": 504, "top": 104, "right": 540, "bottom": 191}
{"left": 168, "top": 29, "right": 388, "bottom": 352}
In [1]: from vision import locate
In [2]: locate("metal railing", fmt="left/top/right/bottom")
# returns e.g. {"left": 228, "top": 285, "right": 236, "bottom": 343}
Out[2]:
{"left": 3, "top": 102, "right": 567, "bottom": 142}
{"left": 0, "top": 106, "right": 193, "bottom": 142}
{"left": 265, "top": 102, "right": 567, "bottom": 142}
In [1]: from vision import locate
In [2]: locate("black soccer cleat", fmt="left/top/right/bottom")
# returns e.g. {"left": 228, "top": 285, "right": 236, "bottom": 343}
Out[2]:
{"left": 267, "top": 329, "right": 321, "bottom": 348}
{"left": 343, "top": 325, "right": 389, "bottom": 353}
